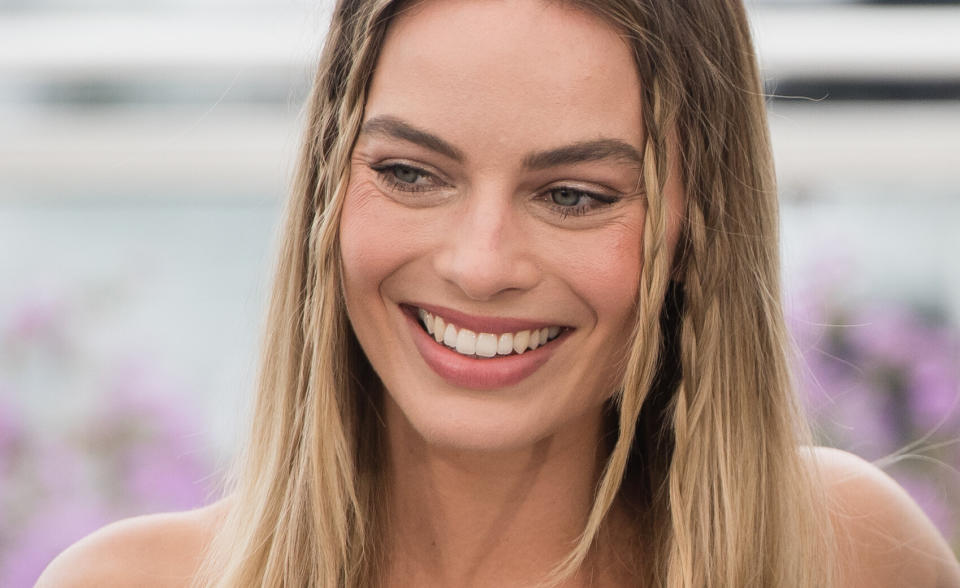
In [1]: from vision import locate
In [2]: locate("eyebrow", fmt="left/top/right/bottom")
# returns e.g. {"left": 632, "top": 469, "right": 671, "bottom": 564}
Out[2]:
{"left": 522, "top": 139, "right": 643, "bottom": 170}
{"left": 361, "top": 116, "right": 465, "bottom": 162}
{"left": 360, "top": 115, "right": 643, "bottom": 170}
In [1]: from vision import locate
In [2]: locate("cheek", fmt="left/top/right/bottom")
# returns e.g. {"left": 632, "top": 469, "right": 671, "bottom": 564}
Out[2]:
{"left": 339, "top": 181, "right": 423, "bottom": 299}
{"left": 551, "top": 217, "right": 644, "bottom": 326}
{"left": 597, "top": 224, "right": 643, "bottom": 312}
{"left": 543, "top": 215, "right": 645, "bottom": 403}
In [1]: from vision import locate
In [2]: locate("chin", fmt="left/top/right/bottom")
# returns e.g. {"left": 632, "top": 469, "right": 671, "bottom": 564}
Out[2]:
{"left": 385, "top": 387, "right": 602, "bottom": 455}
{"left": 415, "top": 418, "right": 539, "bottom": 454}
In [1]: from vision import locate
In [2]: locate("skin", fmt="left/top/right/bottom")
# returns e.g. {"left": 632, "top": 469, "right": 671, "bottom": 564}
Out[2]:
{"left": 338, "top": 0, "right": 678, "bottom": 584}
{"left": 36, "top": 1, "right": 960, "bottom": 587}
{"left": 340, "top": 0, "right": 662, "bottom": 456}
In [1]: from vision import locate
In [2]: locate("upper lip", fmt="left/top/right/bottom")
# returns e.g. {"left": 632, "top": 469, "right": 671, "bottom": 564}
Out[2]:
{"left": 404, "top": 302, "right": 569, "bottom": 335}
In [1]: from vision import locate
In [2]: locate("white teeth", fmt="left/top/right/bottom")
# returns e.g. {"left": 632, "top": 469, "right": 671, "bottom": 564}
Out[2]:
{"left": 415, "top": 308, "right": 563, "bottom": 358}
{"left": 529, "top": 329, "right": 541, "bottom": 350}
{"left": 497, "top": 333, "right": 514, "bottom": 355}
{"left": 443, "top": 323, "right": 458, "bottom": 347}
{"left": 513, "top": 330, "right": 530, "bottom": 354}
{"left": 455, "top": 329, "right": 477, "bottom": 355}
{"left": 421, "top": 309, "right": 433, "bottom": 335}
{"left": 476, "top": 333, "right": 498, "bottom": 357}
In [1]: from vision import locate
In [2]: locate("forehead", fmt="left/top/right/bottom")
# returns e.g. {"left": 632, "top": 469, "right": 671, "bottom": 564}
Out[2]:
{"left": 364, "top": 0, "right": 644, "bottom": 161}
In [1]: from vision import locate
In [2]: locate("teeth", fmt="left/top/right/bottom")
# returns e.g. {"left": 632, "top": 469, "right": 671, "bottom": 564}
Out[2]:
{"left": 513, "top": 330, "right": 530, "bottom": 354}
{"left": 443, "top": 323, "right": 458, "bottom": 347}
{"left": 497, "top": 333, "right": 514, "bottom": 355}
{"left": 416, "top": 309, "right": 563, "bottom": 358}
{"left": 529, "top": 329, "right": 541, "bottom": 350}
{"left": 420, "top": 309, "right": 432, "bottom": 335}
{"left": 476, "top": 333, "right": 498, "bottom": 357}
{"left": 455, "top": 329, "right": 477, "bottom": 355}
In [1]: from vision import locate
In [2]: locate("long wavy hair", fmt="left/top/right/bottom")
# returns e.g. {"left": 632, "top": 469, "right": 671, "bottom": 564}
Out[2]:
{"left": 195, "top": 0, "right": 837, "bottom": 586}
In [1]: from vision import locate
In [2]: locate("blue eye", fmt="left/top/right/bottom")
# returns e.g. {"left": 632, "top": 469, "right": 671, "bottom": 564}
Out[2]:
{"left": 550, "top": 188, "right": 586, "bottom": 207}
{"left": 371, "top": 163, "right": 439, "bottom": 192}
{"left": 544, "top": 187, "right": 618, "bottom": 218}
{"left": 391, "top": 165, "right": 423, "bottom": 184}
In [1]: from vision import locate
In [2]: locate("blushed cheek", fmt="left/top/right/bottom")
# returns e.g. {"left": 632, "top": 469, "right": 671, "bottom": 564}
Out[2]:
{"left": 340, "top": 184, "right": 404, "bottom": 287}
{"left": 566, "top": 219, "right": 644, "bottom": 326}
{"left": 584, "top": 223, "right": 645, "bottom": 395}
{"left": 339, "top": 182, "right": 444, "bottom": 324}
{"left": 596, "top": 236, "right": 642, "bottom": 326}
{"left": 339, "top": 184, "right": 398, "bottom": 310}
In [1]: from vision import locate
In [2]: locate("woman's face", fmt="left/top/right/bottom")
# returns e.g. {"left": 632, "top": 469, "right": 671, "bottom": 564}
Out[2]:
{"left": 340, "top": 0, "right": 680, "bottom": 451}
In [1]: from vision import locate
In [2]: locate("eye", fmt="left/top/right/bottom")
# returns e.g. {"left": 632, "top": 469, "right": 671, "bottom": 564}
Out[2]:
{"left": 550, "top": 188, "right": 587, "bottom": 207}
{"left": 370, "top": 163, "right": 445, "bottom": 193}
{"left": 542, "top": 186, "right": 619, "bottom": 218}
{"left": 391, "top": 165, "right": 423, "bottom": 184}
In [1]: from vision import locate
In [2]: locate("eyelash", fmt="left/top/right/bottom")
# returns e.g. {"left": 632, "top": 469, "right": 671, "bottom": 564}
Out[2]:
{"left": 542, "top": 187, "right": 619, "bottom": 219}
{"left": 370, "top": 163, "right": 440, "bottom": 193}
{"left": 370, "top": 162, "right": 620, "bottom": 218}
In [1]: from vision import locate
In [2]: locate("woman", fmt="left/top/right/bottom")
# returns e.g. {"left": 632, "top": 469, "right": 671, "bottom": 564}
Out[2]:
{"left": 40, "top": 0, "right": 960, "bottom": 586}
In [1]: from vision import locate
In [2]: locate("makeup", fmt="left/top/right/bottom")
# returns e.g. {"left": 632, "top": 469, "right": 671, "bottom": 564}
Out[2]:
{"left": 403, "top": 305, "right": 570, "bottom": 390}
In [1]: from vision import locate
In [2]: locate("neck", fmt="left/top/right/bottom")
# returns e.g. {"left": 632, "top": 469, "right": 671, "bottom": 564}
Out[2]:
{"left": 383, "top": 396, "right": 625, "bottom": 587}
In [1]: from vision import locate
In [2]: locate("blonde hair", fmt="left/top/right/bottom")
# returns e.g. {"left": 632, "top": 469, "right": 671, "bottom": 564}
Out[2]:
{"left": 195, "top": 0, "right": 837, "bottom": 586}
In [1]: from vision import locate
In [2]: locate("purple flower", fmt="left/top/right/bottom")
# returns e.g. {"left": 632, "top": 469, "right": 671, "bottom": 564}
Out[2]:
{"left": 100, "top": 359, "right": 201, "bottom": 443}
{"left": 91, "top": 358, "right": 213, "bottom": 511}
{"left": 845, "top": 304, "right": 923, "bottom": 365}
{"left": 3, "top": 294, "right": 65, "bottom": 345}
{"left": 0, "top": 501, "right": 110, "bottom": 588}
{"left": 0, "top": 396, "right": 24, "bottom": 477}
{"left": 796, "top": 338, "right": 870, "bottom": 421}
{"left": 908, "top": 352, "right": 960, "bottom": 435}
{"left": 0, "top": 396, "right": 22, "bottom": 451}
{"left": 826, "top": 380, "right": 900, "bottom": 461}
{"left": 33, "top": 441, "right": 88, "bottom": 501}
{"left": 123, "top": 443, "right": 211, "bottom": 512}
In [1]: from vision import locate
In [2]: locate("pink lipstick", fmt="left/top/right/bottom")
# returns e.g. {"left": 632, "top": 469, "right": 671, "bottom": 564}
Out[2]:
{"left": 402, "top": 304, "right": 570, "bottom": 390}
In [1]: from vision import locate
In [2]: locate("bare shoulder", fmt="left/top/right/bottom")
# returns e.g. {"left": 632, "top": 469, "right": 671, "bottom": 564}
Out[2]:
{"left": 36, "top": 498, "right": 231, "bottom": 588}
{"left": 807, "top": 446, "right": 960, "bottom": 588}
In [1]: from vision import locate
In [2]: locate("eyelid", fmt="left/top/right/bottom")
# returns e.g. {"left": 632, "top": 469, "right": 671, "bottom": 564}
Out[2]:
{"left": 552, "top": 184, "right": 617, "bottom": 202}
{"left": 369, "top": 160, "right": 453, "bottom": 198}
{"left": 369, "top": 159, "right": 451, "bottom": 185}
{"left": 533, "top": 184, "right": 623, "bottom": 220}
{"left": 539, "top": 181, "right": 622, "bottom": 205}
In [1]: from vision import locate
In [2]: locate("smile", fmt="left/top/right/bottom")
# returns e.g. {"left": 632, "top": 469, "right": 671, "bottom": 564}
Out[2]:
{"left": 401, "top": 303, "right": 571, "bottom": 390}
{"left": 417, "top": 308, "right": 564, "bottom": 358}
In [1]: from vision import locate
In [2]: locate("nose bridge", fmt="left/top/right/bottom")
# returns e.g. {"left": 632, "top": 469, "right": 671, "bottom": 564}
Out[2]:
{"left": 462, "top": 190, "right": 508, "bottom": 254}
{"left": 435, "top": 185, "right": 538, "bottom": 300}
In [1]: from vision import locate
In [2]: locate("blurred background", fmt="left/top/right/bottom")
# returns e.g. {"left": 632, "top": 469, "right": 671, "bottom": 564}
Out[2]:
{"left": 1, "top": 0, "right": 958, "bottom": 584}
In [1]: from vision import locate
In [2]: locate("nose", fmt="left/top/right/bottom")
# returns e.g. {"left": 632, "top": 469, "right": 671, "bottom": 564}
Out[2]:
{"left": 433, "top": 189, "right": 540, "bottom": 301}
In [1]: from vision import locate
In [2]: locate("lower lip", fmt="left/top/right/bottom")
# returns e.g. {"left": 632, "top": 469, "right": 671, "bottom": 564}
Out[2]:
{"left": 404, "top": 310, "right": 567, "bottom": 391}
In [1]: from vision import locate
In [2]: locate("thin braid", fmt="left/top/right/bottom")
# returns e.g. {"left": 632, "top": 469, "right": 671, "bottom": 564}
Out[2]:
{"left": 540, "top": 76, "right": 676, "bottom": 587}
{"left": 667, "top": 188, "right": 734, "bottom": 587}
